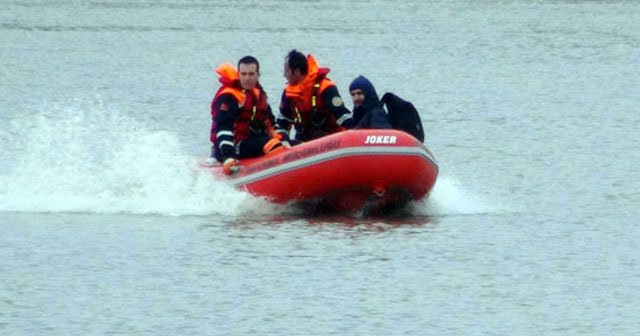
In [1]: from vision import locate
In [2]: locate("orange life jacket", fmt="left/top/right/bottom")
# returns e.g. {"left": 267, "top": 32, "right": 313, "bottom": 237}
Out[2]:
{"left": 210, "top": 63, "right": 272, "bottom": 143}
{"left": 283, "top": 55, "right": 342, "bottom": 138}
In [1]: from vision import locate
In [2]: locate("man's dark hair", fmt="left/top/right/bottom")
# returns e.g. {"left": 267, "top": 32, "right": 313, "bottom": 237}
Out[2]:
{"left": 286, "top": 49, "right": 308, "bottom": 75}
{"left": 238, "top": 55, "right": 260, "bottom": 73}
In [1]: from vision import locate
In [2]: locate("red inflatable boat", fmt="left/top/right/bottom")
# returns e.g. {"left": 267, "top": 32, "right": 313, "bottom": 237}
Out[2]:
{"left": 201, "top": 129, "right": 438, "bottom": 214}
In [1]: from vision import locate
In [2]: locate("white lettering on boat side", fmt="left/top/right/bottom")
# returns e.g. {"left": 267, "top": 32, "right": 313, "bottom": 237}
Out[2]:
{"left": 364, "top": 135, "right": 397, "bottom": 144}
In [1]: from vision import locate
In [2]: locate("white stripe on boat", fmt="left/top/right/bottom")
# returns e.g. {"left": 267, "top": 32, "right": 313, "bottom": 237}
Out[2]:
{"left": 230, "top": 146, "right": 438, "bottom": 187}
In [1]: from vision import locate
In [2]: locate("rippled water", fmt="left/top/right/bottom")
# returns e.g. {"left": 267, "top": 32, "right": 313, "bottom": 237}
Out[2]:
{"left": 1, "top": 1, "right": 639, "bottom": 335}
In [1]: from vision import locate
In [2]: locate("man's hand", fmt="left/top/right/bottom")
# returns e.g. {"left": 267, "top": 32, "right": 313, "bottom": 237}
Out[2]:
{"left": 222, "top": 158, "right": 240, "bottom": 175}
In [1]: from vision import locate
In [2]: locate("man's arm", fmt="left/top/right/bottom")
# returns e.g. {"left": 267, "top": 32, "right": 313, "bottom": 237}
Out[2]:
{"left": 321, "top": 85, "right": 355, "bottom": 129}
{"left": 213, "top": 94, "right": 240, "bottom": 160}
{"left": 275, "top": 90, "right": 295, "bottom": 140}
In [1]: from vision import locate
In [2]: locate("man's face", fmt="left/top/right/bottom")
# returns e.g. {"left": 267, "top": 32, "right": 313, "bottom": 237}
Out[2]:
{"left": 238, "top": 63, "right": 259, "bottom": 90}
{"left": 284, "top": 57, "right": 302, "bottom": 85}
{"left": 350, "top": 89, "right": 365, "bottom": 108}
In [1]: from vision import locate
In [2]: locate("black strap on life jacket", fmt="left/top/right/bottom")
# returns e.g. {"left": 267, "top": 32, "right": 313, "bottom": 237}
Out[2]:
{"left": 311, "top": 82, "right": 320, "bottom": 113}
{"left": 310, "top": 81, "right": 326, "bottom": 127}
{"left": 292, "top": 78, "right": 326, "bottom": 137}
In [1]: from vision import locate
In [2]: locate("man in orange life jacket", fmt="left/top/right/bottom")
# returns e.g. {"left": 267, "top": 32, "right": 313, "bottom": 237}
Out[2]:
{"left": 275, "top": 50, "right": 355, "bottom": 143}
{"left": 209, "top": 56, "right": 284, "bottom": 174}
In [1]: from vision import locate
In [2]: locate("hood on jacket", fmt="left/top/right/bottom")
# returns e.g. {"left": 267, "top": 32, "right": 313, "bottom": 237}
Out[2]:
{"left": 349, "top": 75, "right": 380, "bottom": 123}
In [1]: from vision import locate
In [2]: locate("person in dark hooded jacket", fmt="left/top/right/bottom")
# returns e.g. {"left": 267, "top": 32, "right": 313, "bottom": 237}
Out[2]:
{"left": 349, "top": 75, "right": 426, "bottom": 142}
{"left": 348, "top": 75, "right": 392, "bottom": 129}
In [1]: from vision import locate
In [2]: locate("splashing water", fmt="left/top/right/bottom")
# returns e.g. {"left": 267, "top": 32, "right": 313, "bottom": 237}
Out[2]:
{"left": 0, "top": 99, "right": 498, "bottom": 217}
{"left": 0, "top": 99, "right": 277, "bottom": 216}
{"left": 415, "top": 175, "right": 503, "bottom": 217}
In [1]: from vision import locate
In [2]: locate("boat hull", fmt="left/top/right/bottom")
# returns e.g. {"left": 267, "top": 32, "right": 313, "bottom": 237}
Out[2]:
{"left": 202, "top": 129, "right": 438, "bottom": 213}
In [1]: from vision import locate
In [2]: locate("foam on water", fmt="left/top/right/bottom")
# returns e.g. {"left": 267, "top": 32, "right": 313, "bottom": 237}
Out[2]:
{"left": 415, "top": 175, "right": 503, "bottom": 217}
{"left": 0, "top": 99, "right": 279, "bottom": 216}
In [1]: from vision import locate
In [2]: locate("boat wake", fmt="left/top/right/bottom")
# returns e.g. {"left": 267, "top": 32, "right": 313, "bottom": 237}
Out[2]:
{"left": 0, "top": 99, "right": 281, "bottom": 216}
{"left": 413, "top": 175, "right": 499, "bottom": 217}
{"left": 0, "top": 99, "right": 497, "bottom": 218}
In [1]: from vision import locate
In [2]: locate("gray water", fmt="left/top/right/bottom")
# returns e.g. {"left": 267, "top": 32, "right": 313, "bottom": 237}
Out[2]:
{"left": 1, "top": 1, "right": 639, "bottom": 335}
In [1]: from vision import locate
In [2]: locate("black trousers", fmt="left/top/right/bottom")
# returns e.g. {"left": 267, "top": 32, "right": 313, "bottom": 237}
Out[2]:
{"left": 214, "top": 135, "right": 271, "bottom": 163}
